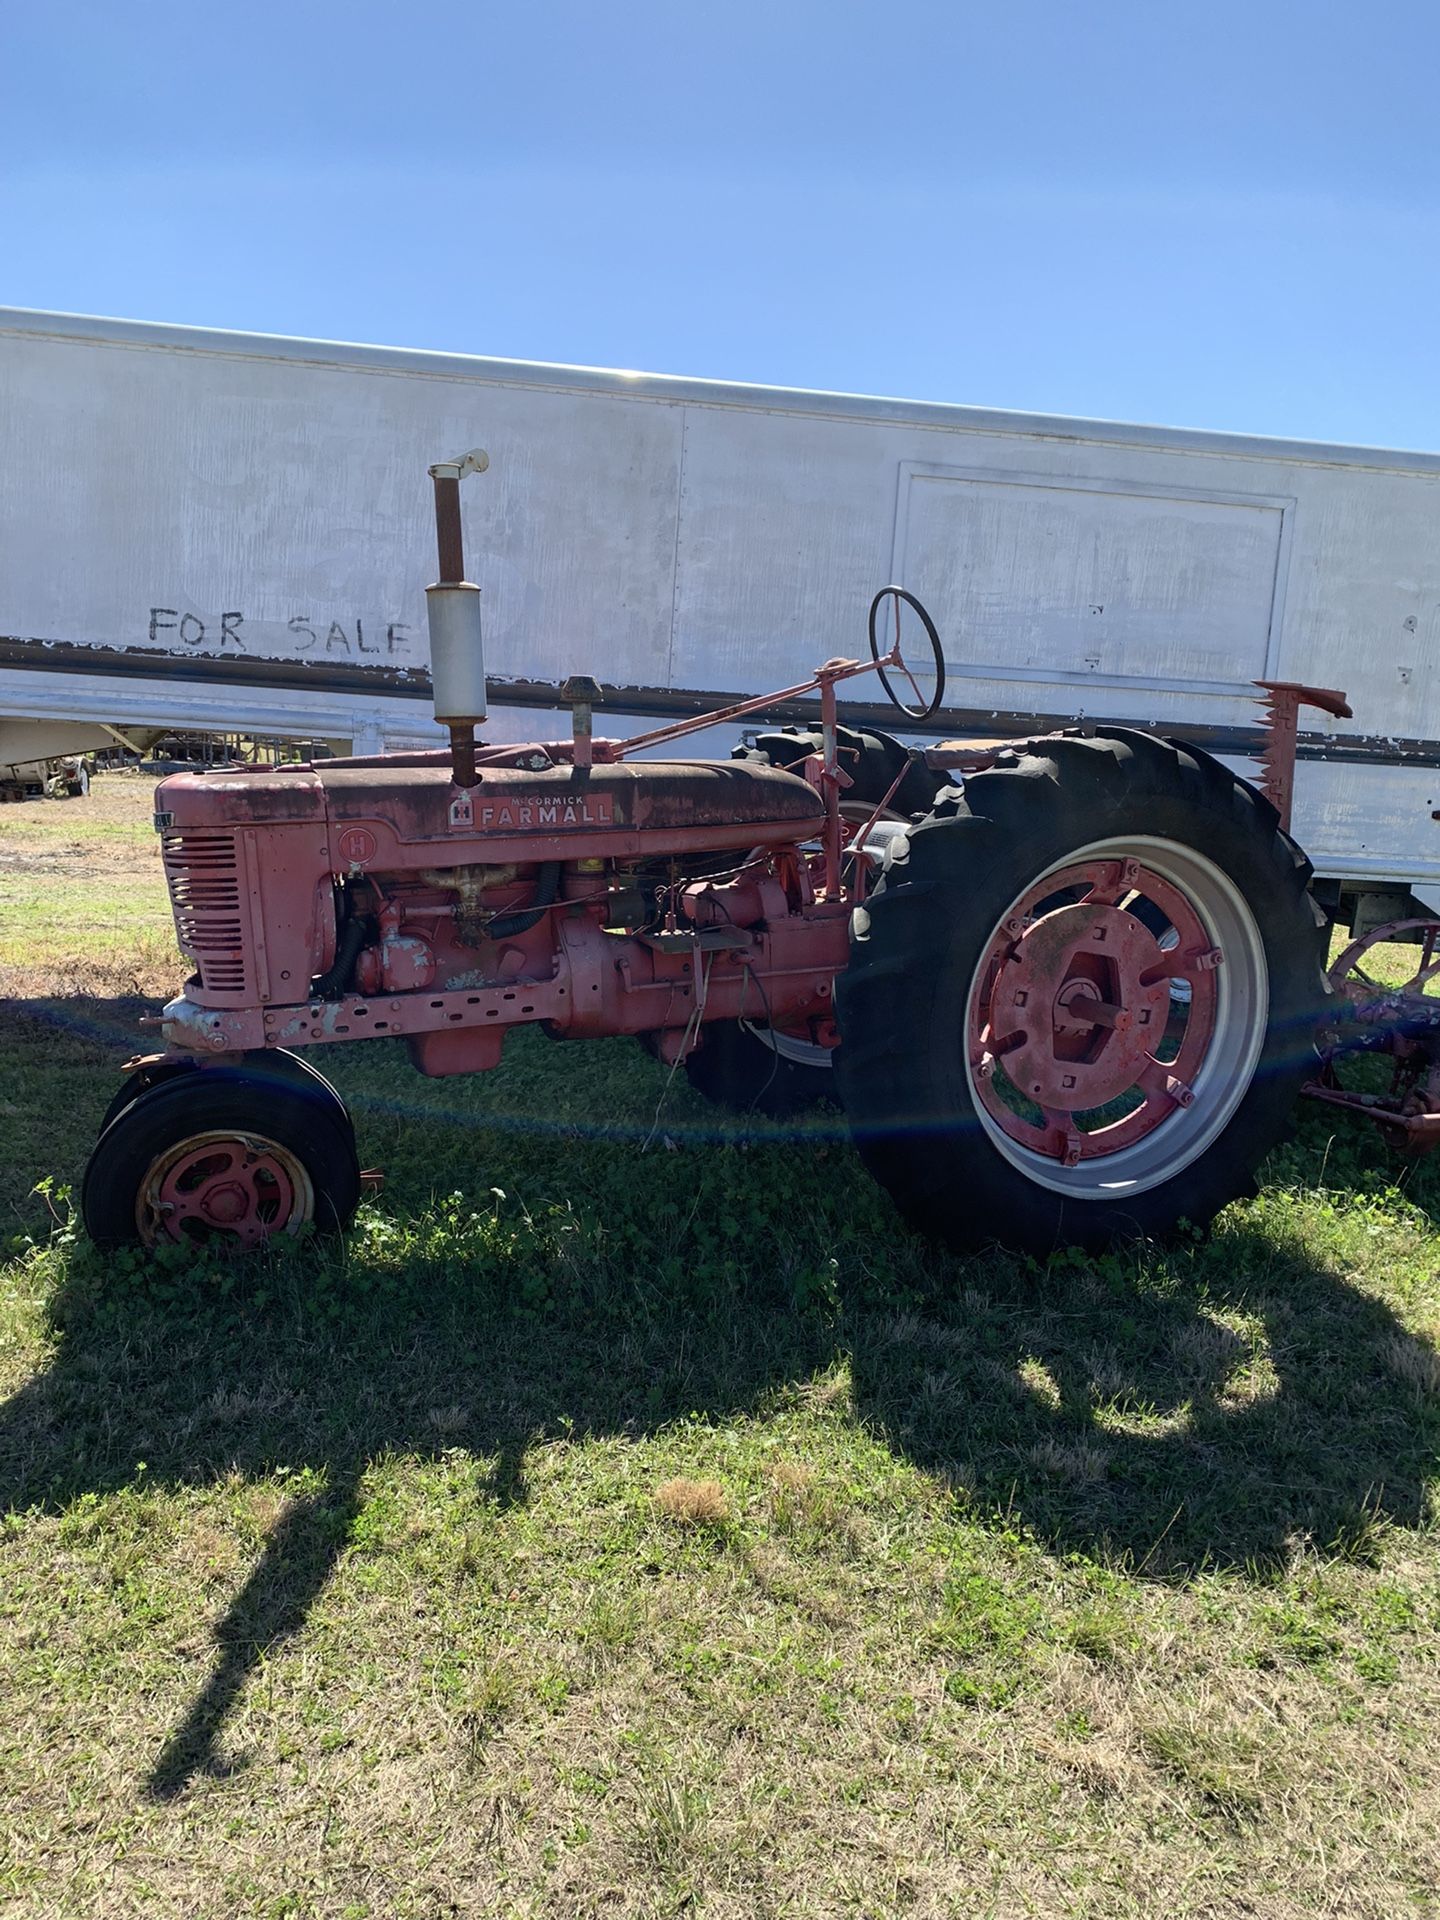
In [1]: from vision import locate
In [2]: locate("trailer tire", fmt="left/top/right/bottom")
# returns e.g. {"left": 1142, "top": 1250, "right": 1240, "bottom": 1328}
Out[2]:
{"left": 83, "top": 1068, "right": 360, "bottom": 1250}
{"left": 837, "top": 729, "right": 1327, "bottom": 1254}
{"left": 672, "top": 725, "right": 946, "bottom": 1116}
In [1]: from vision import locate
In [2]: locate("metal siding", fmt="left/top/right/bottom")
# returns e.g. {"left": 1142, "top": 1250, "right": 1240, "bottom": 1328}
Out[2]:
{"left": 668, "top": 404, "right": 899, "bottom": 693}
{"left": 897, "top": 466, "right": 1288, "bottom": 691}
{"left": 0, "top": 331, "right": 684, "bottom": 692}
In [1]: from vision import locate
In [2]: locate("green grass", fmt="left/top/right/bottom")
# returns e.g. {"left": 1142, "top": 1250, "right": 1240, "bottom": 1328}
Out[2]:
{"left": 4, "top": 778, "right": 1440, "bottom": 1916}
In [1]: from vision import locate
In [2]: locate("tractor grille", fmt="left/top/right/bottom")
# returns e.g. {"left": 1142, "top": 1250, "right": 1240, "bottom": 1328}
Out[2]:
{"left": 161, "top": 831, "right": 249, "bottom": 998}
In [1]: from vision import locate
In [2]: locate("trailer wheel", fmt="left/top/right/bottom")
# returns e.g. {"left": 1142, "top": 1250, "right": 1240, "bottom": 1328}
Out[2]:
{"left": 82, "top": 1070, "right": 361, "bottom": 1251}
{"left": 675, "top": 725, "right": 947, "bottom": 1115}
{"left": 837, "top": 730, "right": 1327, "bottom": 1254}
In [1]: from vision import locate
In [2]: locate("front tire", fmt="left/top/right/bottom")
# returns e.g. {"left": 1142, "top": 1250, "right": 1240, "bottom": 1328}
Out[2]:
{"left": 98, "top": 1046, "right": 352, "bottom": 1138}
{"left": 82, "top": 1068, "right": 361, "bottom": 1251}
{"left": 836, "top": 730, "right": 1327, "bottom": 1254}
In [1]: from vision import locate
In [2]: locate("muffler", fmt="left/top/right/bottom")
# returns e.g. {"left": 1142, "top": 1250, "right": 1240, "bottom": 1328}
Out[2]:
{"left": 426, "top": 449, "right": 490, "bottom": 787}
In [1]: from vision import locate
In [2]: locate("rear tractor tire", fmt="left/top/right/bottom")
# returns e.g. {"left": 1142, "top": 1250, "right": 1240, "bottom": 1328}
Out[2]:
{"left": 680, "top": 724, "right": 946, "bottom": 1116}
{"left": 837, "top": 730, "right": 1328, "bottom": 1254}
{"left": 82, "top": 1065, "right": 361, "bottom": 1251}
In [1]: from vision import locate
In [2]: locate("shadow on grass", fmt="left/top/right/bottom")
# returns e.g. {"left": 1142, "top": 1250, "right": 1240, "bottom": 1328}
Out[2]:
{"left": 2, "top": 998, "right": 1439, "bottom": 1796}
{"left": 148, "top": 1469, "right": 365, "bottom": 1798}
{"left": 851, "top": 1214, "right": 1440, "bottom": 1575}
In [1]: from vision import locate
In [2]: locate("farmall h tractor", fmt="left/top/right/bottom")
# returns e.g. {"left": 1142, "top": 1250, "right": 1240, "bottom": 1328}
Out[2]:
{"left": 81, "top": 452, "right": 1338, "bottom": 1258}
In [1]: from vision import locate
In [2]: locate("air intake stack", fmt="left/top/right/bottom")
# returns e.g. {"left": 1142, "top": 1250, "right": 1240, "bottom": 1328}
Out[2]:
{"left": 426, "top": 449, "right": 490, "bottom": 787}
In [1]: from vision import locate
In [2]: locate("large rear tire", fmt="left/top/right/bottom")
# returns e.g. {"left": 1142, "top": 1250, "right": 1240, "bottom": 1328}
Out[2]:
{"left": 836, "top": 730, "right": 1327, "bottom": 1254}
{"left": 680, "top": 724, "right": 945, "bottom": 1116}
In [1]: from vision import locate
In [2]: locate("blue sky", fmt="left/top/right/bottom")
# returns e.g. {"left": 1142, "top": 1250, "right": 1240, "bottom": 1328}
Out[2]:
{"left": 3, "top": 1, "right": 1438, "bottom": 447}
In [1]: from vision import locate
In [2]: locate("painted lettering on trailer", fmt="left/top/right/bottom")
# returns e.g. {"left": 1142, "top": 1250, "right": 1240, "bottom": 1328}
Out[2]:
{"left": 479, "top": 795, "right": 616, "bottom": 830}
{"left": 147, "top": 609, "right": 414, "bottom": 655}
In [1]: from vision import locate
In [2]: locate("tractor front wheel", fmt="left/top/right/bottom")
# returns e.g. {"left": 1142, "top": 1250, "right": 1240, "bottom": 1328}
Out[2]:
{"left": 837, "top": 730, "right": 1327, "bottom": 1254}
{"left": 82, "top": 1068, "right": 361, "bottom": 1250}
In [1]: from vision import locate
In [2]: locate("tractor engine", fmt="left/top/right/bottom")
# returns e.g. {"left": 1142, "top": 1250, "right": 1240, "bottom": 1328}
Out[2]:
{"left": 153, "top": 749, "right": 850, "bottom": 1076}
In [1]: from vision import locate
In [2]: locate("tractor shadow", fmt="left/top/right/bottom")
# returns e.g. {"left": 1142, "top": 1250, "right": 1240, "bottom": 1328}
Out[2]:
{"left": 850, "top": 1220, "right": 1440, "bottom": 1576}
{"left": 2, "top": 1001, "right": 1439, "bottom": 1794}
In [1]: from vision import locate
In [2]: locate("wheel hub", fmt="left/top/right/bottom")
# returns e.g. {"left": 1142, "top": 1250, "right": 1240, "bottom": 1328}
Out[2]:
{"left": 988, "top": 901, "right": 1171, "bottom": 1110}
{"left": 968, "top": 856, "right": 1223, "bottom": 1166}
{"left": 199, "top": 1177, "right": 252, "bottom": 1225}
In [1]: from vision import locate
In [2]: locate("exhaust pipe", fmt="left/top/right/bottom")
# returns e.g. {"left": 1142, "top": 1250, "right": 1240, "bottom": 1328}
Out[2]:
{"left": 426, "top": 449, "right": 490, "bottom": 787}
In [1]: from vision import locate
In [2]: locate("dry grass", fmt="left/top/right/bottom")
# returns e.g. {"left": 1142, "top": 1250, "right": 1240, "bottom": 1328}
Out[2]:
{"left": 0, "top": 773, "right": 179, "bottom": 996}
{"left": 656, "top": 1475, "right": 731, "bottom": 1525}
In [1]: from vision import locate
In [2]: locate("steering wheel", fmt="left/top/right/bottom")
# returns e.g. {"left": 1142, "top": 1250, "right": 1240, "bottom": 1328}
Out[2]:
{"left": 867, "top": 586, "right": 946, "bottom": 721}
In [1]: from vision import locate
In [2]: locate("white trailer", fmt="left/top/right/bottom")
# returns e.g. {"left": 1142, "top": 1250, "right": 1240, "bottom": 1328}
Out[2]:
{"left": 1, "top": 306, "right": 1437, "bottom": 916}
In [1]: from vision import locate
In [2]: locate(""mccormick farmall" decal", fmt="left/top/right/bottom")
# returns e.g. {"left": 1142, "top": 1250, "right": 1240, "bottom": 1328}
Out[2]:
{"left": 448, "top": 789, "right": 617, "bottom": 832}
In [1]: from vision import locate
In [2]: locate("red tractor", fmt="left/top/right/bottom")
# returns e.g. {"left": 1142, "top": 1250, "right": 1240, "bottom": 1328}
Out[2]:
{"left": 82, "top": 453, "right": 1330, "bottom": 1257}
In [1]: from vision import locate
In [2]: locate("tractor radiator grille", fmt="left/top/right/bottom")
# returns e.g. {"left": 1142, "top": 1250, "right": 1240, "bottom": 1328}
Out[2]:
{"left": 161, "top": 831, "right": 249, "bottom": 998}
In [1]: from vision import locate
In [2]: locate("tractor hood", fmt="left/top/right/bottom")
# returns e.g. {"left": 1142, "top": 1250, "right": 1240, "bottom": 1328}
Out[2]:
{"left": 153, "top": 757, "right": 824, "bottom": 868}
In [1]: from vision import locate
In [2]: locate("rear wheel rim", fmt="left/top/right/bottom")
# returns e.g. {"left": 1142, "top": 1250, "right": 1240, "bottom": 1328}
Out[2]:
{"left": 963, "top": 836, "right": 1267, "bottom": 1198}
{"left": 137, "top": 1130, "right": 315, "bottom": 1249}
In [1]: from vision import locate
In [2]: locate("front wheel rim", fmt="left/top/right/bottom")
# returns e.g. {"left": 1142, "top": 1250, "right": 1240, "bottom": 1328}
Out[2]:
{"left": 137, "top": 1129, "right": 315, "bottom": 1248}
{"left": 963, "top": 836, "right": 1268, "bottom": 1199}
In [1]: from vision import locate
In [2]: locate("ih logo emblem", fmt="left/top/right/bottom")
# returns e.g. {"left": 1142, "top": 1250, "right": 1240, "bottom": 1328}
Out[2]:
{"left": 448, "top": 788, "right": 475, "bottom": 830}
{"left": 338, "top": 826, "right": 378, "bottom": 866}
